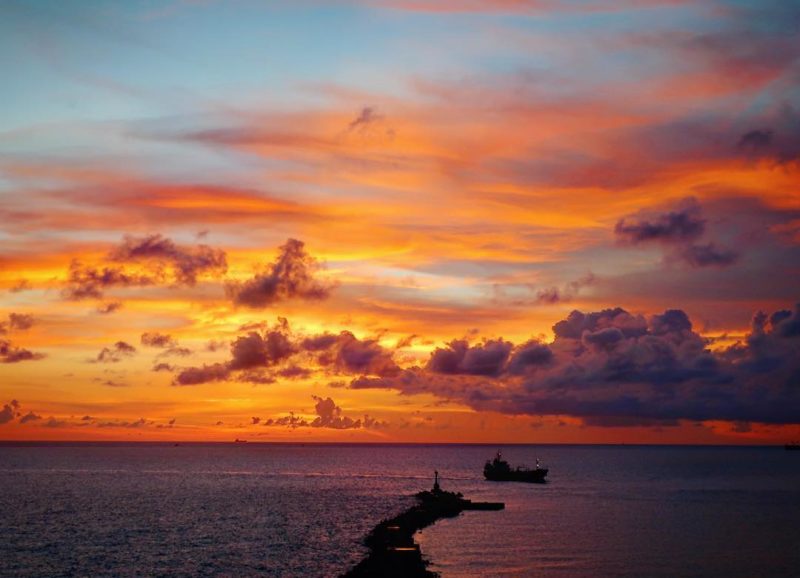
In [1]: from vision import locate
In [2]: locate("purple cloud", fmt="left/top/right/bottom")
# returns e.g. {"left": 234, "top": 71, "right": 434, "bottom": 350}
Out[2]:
{"left": 64, "top": 234, "right": 227, "bottom": 300}
{"left": 93, "top": 341, "right": 137, "bottom": 363}
{"left": 226, "top": 239, "right": 333, "bottom": 308}
{"left": 348, "top": 302, "right": 800, "bottom": 427}
{"left": 615, "top": 199, "right": 739, "bottom": 268}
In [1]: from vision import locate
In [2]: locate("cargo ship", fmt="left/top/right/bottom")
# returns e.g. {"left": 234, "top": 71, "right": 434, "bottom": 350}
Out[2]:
{"left": 484, "top": 451, "right": 548, "bottom": 483}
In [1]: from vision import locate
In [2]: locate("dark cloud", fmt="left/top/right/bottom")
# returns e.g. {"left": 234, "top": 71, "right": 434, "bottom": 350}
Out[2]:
{"left": 93, "top": 341, "right": 137, "bottom": 363}
{"left": 236, "top": 370, "right": 277, "bottom": 385}
{"left": 348, "top": 302, "right": 800, "bottom": 426}
{"left": 347, "top": 107, "right": 384, "bottom": 133}
{"left": 301, "top": 333, "right": 339, "bottom": 351}
{"left": 108, "top": 234, "right": 227, "bottom": 286}
{"left": 229, "top": 319, "right": 297, "bottom": 370}
{"left": 262, "top": 413, "right": 307, "bottom": 428}
{"left": 64, "top": 234, "right": 227, "bottom": 300}
{"left": 162, "top": 346, "right": 192, "bottom": 357}
{"left": 650, "top": 309, "right": 692, "bottom": 335}
{"left": 615, "top": 199, "right": 706, "bottom": 245}
{"left": 0, "top": 339, "right": 45, "bottom": 363}
{"left": 174, "top": 319, "right": 397, "bottom": 385}
{"left": 0, "top": 400, "right": 20, "bottom": 424}
{"left": 42, "top": 417, "right": 68, "bottom": 428}
{"left": 97, "top": 418, "right": 148, "bottom": 428}
{"left": 97, "top": 302, "right": 123, "bottom": 315}
{"left": 100, "top": 379, "right": 129, "bottom": 388}
{"left": 226, "top": 239, "right": 333, "bottom": 308}
{"left": 153, "top": 362, "right": 174, "bottom": 372}
{"left": 581, "top": 415, "right": 680, "bottom": 428}
{"left": 615, "top": 199, "right": 740, "bottom": 268}
{"left": 311, "top": 331, "right": 400, "bottom": 377}
{"left": 503, "top": 272, "right": 596, "bottom": 307}
{"left": 173, "top": 362, "right": 230, "bottom": 386}
{"left": 534, "top": 287, "right": 561, "bottom": 305}
{"left": 76, "top": 415, "right": 158, "bottom": 428}
{"left": 738, "top": 129, "right": 772, "bottom": 152}
{"left": 677, "top": 243, "right": 740, "bottom": 268}
{"left": 0, "top": 313, "right": 35, "bottom": 335}
{"left": 582, "top": 327, "right": 625, "bottom": 351}
{"left": 141, "top": 334, "right": 192, "bottom": 358}
{"left": 362, "top": 415, "right": 389, "bottom": 429}
{"left": 263, "top": 395, "right": 387, "bottom": 430}
{"left": 141, "top": 332, "right": 176, "bottom": 348}
{"left": 277, "top": 365, "right": 312, "bottom": 379}
{"left": 737, "top": 105, "right": 800, "bottom": 164}
{"left": 64, "top": 260, "right": 155, "bottom": 300}
{"left": 309, "top": 396, "right": 361, "bottom": 429}
{"left": 19, "top": 411, "right": 42, "bottom": 424}
{"left": 506, "top": 340, "right": 554, "bottom": 375}
{"left": 205, "top": 339, "right": 227, "bottom": 352}
{"left": 596, "top": 197, "right": 800, "bottom": 311}
{"left": 427, "top": 339, "right": 512, "bottom": 377}
{"left": 772, "top": 306, "right": 800, "bottom": 338}
{"left": 7, "top": 313, "right": 35, "bottom": 331}
{"left": 553, "top": 307, "right": 648, "bottom": 340}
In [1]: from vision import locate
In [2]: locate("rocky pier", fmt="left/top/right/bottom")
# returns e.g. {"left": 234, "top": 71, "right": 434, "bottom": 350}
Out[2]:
{"left": 342, "top": 477, "right": 504, "bottom": 578}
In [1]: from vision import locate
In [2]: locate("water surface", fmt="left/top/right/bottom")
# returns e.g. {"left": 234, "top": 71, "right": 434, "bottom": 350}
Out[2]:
{"left": 1, "top": 443, "right": 798, "bottom": 577}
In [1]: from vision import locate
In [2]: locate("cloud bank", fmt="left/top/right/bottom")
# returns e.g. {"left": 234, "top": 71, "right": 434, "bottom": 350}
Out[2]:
{"left": 351, "top": 302, "right": 800, "bottom": 427}
{"left": 173, "top": 318, "right": 398, "bottom": 385}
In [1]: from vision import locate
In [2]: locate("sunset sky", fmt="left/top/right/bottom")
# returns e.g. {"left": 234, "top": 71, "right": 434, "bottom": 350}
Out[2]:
{"left": 1, "top": 0, "right": 799, "bottom": 443}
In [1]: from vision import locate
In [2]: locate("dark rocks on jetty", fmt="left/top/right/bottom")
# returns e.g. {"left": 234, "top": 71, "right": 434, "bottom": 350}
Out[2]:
{"left": 342, "top": 473, "right": 504, "bottom": 578}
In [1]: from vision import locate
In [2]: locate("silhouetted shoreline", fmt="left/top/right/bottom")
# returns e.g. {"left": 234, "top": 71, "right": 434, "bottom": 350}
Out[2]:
{"left": 342, "top": 484, "right": 503, "bottom": 578}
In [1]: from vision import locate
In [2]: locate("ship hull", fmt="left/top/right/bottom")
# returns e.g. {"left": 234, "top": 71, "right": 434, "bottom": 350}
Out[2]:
{"left": 484, "top": 469, "right": 548, "bottom": 483}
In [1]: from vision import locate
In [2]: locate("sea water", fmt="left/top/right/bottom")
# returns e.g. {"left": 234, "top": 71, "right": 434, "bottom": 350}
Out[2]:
{"left": 1, "top": 443, "right": 798, "bottom": 577}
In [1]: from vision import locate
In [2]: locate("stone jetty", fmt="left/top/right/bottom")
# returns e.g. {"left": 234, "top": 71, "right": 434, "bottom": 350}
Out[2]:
{"left": 342, "top": 473, "right": 504, "bottom": 578}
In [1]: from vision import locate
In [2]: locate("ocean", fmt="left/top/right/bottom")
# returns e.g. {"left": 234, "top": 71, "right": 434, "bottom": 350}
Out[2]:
{"left": 1, "top": 443, "right": 798, "bottom": 577}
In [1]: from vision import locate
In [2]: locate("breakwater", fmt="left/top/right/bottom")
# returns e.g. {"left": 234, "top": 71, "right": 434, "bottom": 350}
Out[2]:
{"left": 342, "top": 483, "right": 504, "bottom": 578}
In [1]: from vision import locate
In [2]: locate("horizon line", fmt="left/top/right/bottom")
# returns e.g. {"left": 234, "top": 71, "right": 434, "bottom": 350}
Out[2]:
{"left": 0, "top": 440, "right": 789, "bottom": 447}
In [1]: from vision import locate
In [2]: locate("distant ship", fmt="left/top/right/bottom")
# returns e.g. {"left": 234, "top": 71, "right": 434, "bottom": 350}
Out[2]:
{"left": 786, "top": 442, "right": 800, "bottom": 451}
{"left": 484, "top": 451, "right": 548, "bottom": 483}
{"left": 234, "top": 438, "right": 247, "bottom": 443}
